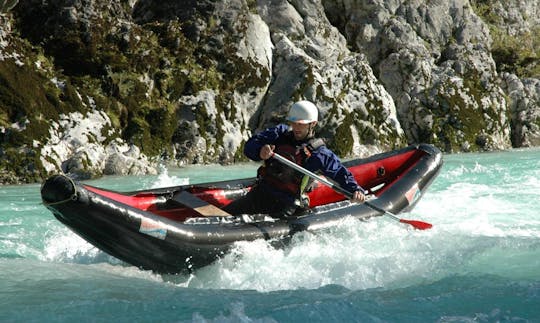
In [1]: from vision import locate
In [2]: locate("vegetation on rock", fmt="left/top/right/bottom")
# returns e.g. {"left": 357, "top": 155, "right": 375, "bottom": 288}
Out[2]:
{"left": 0, "top": 0, "right": 538, "bottom": 184}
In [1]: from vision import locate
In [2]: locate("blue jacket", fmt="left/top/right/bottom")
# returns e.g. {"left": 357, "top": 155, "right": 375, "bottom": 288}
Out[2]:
{"left": 244, "top": 124, "right": 365, "bottom": 196}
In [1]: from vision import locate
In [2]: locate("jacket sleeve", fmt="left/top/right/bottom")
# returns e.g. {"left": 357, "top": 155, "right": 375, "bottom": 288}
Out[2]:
{"left": 306, "top": 147, "right": 366, "bottom": 194}
{"left": 243, "top": 124, "right": 289, "bottom": 161}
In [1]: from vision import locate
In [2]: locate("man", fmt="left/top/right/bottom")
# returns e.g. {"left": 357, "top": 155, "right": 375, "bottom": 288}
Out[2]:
{"left": 224, "top": 100, "right": 366, "bottom": 217}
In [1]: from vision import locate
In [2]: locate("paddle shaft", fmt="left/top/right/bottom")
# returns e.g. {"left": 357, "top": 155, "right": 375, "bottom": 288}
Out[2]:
{"left": 271, "top": 152, "right": 432, "bottom": 230}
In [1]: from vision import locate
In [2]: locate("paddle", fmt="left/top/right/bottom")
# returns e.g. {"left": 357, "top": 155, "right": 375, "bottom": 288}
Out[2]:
{"left": 271, "top": 152, "right": 432, "bottom": 230}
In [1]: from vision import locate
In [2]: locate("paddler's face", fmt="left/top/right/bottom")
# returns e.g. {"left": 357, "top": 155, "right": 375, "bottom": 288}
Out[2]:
{"left": 290, "top": 121, "right": 316, "bottom": 140}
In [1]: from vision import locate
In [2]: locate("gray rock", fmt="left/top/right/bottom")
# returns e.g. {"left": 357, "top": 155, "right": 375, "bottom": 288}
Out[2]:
{"left": 502, "top": 73, "right": 540, "bottom": 147}
{"left": 43, "top": 110, "right": 157, "bottom": 179}
{"left": 326, "top": 0, "right": 513, "bottom": 151}
{"left": 1, "top": 0, "right": 540, "bottom": 184}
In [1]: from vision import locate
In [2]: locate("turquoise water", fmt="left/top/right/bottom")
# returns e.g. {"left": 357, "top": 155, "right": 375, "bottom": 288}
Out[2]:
{"left": 1, "top": 148, "right": 539, "bottom": 322}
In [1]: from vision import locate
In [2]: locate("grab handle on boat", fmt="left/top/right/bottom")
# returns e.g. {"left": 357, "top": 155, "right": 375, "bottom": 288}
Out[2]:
{"left": 271, "top": 152, "right": 432, "bottom": 230}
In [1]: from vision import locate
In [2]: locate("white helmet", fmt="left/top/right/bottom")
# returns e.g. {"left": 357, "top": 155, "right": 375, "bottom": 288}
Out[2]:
{"left": 286, "top": 100, "right": 318, "bottom": 124}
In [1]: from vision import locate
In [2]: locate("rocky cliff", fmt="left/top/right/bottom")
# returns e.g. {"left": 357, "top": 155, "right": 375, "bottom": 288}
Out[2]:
{"left": 0, "top": 0, "right": 538, "bottom": 184}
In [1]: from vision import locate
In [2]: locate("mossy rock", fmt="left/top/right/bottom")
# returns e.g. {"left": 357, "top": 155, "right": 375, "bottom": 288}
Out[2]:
{"left": 0, "top": 58, "right": 88, "bottom": 144}
{"left": 471, "top": 2, "right": 540, "bottom": 78}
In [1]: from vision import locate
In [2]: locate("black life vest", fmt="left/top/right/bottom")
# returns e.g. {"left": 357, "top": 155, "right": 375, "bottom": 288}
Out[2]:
{"left": 258, "top": 132, "right": 325, "bottom": 195}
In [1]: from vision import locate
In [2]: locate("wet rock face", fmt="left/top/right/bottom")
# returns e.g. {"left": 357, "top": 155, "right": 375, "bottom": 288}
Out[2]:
{"left": 324, "top": 0, "right": 512, "bottom": 152}
{"left": 40, "top": 110, "right": 158, "bottom": 180}
{"left": 502, "top": 73, "right": 540, "bottom": 147}
{"left": 0, "top": 0, "right": 539, "bottom": 184}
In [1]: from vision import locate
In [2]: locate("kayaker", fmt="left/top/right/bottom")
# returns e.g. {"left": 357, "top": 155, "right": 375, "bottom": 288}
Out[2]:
{"left": 223, "top": 100, "right": 366, "bottom": 217}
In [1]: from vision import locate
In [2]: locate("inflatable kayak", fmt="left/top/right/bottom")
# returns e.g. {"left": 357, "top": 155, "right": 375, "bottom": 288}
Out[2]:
{"left": 41, "top": 144, "right": 443, "bottom": 274}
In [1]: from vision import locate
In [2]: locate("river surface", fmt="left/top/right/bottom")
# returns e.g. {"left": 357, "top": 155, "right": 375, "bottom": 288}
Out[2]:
{"left": 1, "top": 148, "right": 539, "bottom": 322}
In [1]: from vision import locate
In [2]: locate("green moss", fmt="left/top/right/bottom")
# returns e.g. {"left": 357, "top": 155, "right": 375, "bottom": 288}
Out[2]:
{"left": 0, "top": 60, "right": 87, "bottom": 144}
{"left": 491, "top": 26, "right": 540, "bottom": 78}
{"left": 13, "top": 12, "right": 216, "bottom": 158}
{"left": 194, "top": 104, "right": 212, "bottom": 143}
{"left": 426, "top": 70, "right": 508, "bottom": 152}
{"left": 0, "top": 110, "right": 8, "bottom": 128}
{"left": 214, "top": 101, "right": 226, "bottom": 148}
{"left": 470, "top": 1, "right": 502, "bottom": 25}
{"left": 329, "top": 112, "right": 354, "bottom": 156}
{"left": 233, "top": 140, "right": 247, "bottom": 162}
{"left": 431, "top": 85, "right": 474, "bottom": 152}
{"left": 1, "top": 4, "right": 280, "bottom": 181}
{"left": 0, "top": 147, "right": 46, "bottom": 183}
{"left": 245, "top": 0, "right": 258, "bottom": 13}
{"left": 471, "top": 2, "right": 540, "bottom": 78}
{"left": 0, "top": 30, "right": 99, "bottom": 182}
{"left": 122, "top": 100, "right": 177, "bottom": 157}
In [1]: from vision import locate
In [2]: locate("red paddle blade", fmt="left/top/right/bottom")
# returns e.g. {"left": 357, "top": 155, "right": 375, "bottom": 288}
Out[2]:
{"left": 400, "top": 219, "right": 433, "bottom": 230}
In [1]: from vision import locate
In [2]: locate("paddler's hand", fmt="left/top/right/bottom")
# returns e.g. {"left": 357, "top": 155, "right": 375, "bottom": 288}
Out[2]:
{"left": 351, "top": 190, "right": 366, "bottom": 203}
{"left": 260, "top": 144, "right": 275, "bottom": 160}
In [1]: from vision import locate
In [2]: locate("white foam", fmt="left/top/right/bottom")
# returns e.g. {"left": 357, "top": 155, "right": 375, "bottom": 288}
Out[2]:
{"left": 180, "top": 217, "right": 446, "bottom": 292}
{"left": 148, "top": 166, "right": 190, "bottom": 189}
{"left": 176, "top": 164, "right": 540, "bottom": 292}
{"left": 192, "top": 302, "right": 277, "bottom": 323}
{"left": 41, "top": 229, "right": 105, "bottom": 263}
{"left": 40, "top": 228, "right": 166, "bottom": 282}
{"left": 33, "top": 149, "right": 540, "bottom": 292}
